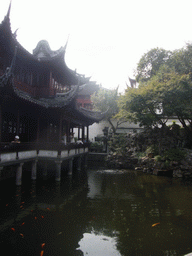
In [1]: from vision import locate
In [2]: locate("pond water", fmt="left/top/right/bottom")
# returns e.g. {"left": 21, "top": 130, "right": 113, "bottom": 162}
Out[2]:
{"left": 1, "top": 168, "right": 192, "bottom": 256}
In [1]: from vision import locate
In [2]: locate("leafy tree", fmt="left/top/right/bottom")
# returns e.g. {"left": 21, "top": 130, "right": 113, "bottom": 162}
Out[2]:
{"left": 170, "top": 43, "right": 192, "bottom": 75}
{"left": 117, "top": 73, "right": 167, "bottom": 128}
{"left": 118, "top": 44, "right": 192, "bottom": 146}
{"left": 91, "top": 87, "right": 125, "bottom": 134}
{"left": 154, "top": 71, "right": 192, "bottom": 144}
{"left": 135, "top": 48, "right": 172, "bottom": 82}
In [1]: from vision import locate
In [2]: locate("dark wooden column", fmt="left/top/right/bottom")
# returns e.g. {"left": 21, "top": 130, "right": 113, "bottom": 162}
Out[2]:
{"left": 16, "top": 109, "right": 20, "bottom": 136}
{"left": 46, "top": 120, "right": 49, "bottom": 143}
{"left": 78, "top": 126, "right": 80, "bottom": 140}
{"left": 67, "top": 121, "right": 70, "bottom": 143}
{"left": 87, "top": 125, "right": 89, "bottom": 142}
{"left": 59, "top": 114, "right": 62, "bottom": 143}
{"left": 36, "top": 117, "right": 40, "bottom": 143}
{"left": 82, "top": 126, "right": 85, "bottom": 142}
{"left": 0, "top": 105, "right": 2, "bottom": 142}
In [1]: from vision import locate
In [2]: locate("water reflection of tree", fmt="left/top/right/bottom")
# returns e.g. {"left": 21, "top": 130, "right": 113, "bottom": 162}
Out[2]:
{"left": 2, "top": 170, "right": 192, "bottom": 255}
{"left": 86, "top": 171, "right": 192, "bottom": 256}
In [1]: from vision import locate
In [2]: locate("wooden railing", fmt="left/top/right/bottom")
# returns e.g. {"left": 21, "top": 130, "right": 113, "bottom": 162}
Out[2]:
{"left": 0, "top": 142, "right": 90, "bottom": 153}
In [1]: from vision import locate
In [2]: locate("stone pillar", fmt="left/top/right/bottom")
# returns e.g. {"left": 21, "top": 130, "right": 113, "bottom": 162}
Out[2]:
{"left": 16, "top": 163, "right": 24, "bottom": 186}
{"left": 68, "top": 158, "right": 74, "bottom": 175}
{"left": 77, "top": 156, "right": 81, "bottom": 171}
{"left": 31, "top": 160, "right": 38, "bottom": 180}
{"left": 55, "top": 160, "right": 62, "bottom": 181}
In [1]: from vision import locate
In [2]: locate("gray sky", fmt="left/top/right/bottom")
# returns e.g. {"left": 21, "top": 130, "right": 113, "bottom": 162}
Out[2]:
{"left": 1, "top": 0, "right": 192, "bottom": 92}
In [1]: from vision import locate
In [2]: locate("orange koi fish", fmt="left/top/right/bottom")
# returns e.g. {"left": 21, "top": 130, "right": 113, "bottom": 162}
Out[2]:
{"left": 40, "top": 250, "right": 44, "bottom": 256}
{"left": 47, "top": 208, "right": 50, "bottom": 211}
{"left": 152, "top": 222, "right": 160, "bottom": 227}
{"left": 11, "top": 228, "right": 15, "bottom": 232}
{"left": 20, "top": 233, "right": 24, "bottom": 237}
{"left": 41, "top": 243, "right": 45, "bottom": 249}
{"left": 21, "top": 222, "right": 25, "bottom": 226}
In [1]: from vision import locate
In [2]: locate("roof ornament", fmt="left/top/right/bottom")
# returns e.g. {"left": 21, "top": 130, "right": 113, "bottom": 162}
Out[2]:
{"left": 1, "top": 0, "right": 12, "bottom": 27}
{"left": 33, "top": 40, "right": 65, "bottom": 60}
{"left": 13, "top": 28, "right": 19, "bottom": 39}
{"left": 128, "top": 77, "right": 137, "bottom": 88}
{"left": 64, "top": 34, "right": 70, "bottom": 51}
{"left": 7, "top": 0, "right": 12, "bottom": 18}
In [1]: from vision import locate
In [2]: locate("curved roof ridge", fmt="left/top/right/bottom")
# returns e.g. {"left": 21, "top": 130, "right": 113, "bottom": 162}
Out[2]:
{"left": 76, "top": 106, "right": 107, "bottom": 122}
{"left": 33, "top": 40, "right": 65, "bottom": 60}
{"left": 12, "top": 83, "right": 80, "bottom": 109}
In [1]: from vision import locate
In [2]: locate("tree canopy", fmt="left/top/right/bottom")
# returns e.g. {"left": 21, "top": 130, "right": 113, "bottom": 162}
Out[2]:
{"left": 91, "top": 87, "right": 125, "bottom": 134}
{"left": 135, "top": 47, "right": 172, "bottom": 82}
{"left": 117, "top": 44, "right": 192, "bottom": 145}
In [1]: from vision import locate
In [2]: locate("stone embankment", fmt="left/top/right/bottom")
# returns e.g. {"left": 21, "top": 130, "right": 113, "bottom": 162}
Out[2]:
{"left": 106, "top": 154, "right": 138, "bottom": 170}
{"left": 135, "top": 149, "right": 192, "bottom": 178}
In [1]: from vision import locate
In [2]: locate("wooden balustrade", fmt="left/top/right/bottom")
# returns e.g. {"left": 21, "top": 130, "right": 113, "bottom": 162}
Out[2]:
{"left": 0, "top": 142, "right": 90, "bottom": 153}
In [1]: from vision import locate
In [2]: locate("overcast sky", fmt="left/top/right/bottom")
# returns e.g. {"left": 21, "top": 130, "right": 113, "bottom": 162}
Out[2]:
{"left": 1, "top": 0, "right": 192, "bottom": 92}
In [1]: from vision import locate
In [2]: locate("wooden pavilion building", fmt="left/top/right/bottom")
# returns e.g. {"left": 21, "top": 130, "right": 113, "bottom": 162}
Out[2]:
{"left": 0, "top": 4, "right": 104, "bottom": 145}
{"left": 0, "top": 3, "right": 105, "bottom": 183}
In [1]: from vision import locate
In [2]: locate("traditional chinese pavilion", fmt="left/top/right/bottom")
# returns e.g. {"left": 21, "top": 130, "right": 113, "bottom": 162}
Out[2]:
{"left": 76, "top": 81, "right": 100, "bottom": 110}
{"left": 0, "top": 4, "right": 104, "bottom": 144}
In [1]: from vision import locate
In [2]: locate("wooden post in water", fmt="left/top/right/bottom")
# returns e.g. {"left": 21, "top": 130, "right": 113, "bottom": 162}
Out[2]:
{"left": 0, "top": 105, "right": 2, "bottom": 142}
{"left": 77, "top": 156, "right": 81, "bottom": 171}
{"left": 16, "top": 163, "right": 24, "bottom": 185}
{"left": 84, "top": 153, "right": 88, "bottom": 168}
{"left": 43, "top": 161, "right": 48, "bottom": 180}
{"left": 31, "top": 160, "right": 38, "bottom": 180}
{"left": 55, "top": 159, "right": 62, "bottom": 181}
{"left": 68, "top": 157, "right": 74, "bottom": 175}
{"left": 0, "top": 167, "right": 3, "bottom": 180}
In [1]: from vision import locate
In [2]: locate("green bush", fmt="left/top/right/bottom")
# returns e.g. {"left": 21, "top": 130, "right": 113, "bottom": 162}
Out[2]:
{"left": 154, "top": 155, "right": 162, "bottom": 162}
{"left": 146, "top": 145, "right": 159, "bottom": 156}
{"left": 164, "top": 148, "right": 186, "bottom": 162}
{"left": 90, "top": 142, "right": 103, "bottom": 152}
{"left": 136, "top": 151, "right": 146, "bottom": 159}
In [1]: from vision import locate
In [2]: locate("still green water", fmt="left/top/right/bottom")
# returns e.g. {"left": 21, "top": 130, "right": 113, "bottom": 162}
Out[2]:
{"left": 1, "top": 168, "right": 192, "bottom": 256}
